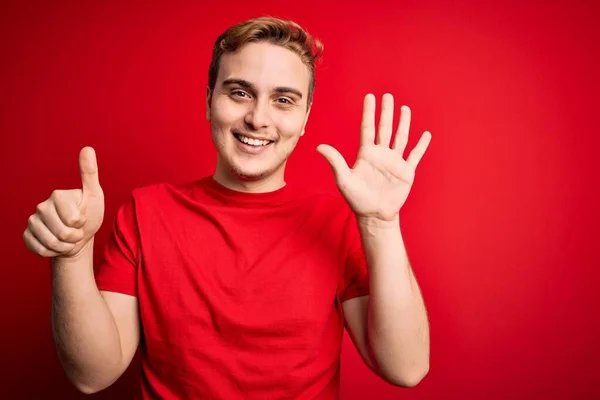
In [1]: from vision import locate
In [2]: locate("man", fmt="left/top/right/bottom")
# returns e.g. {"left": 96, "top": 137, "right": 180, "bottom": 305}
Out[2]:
{"left": 23, "top": 16, "right": 431, "bottom": 399}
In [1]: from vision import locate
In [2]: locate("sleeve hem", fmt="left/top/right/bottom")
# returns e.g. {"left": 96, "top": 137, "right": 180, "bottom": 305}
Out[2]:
{"left": 340, "top": 286, "right": 370, "bottom": 302}
{"left": 96, "top": 279, "right": 137, "bottom": 297}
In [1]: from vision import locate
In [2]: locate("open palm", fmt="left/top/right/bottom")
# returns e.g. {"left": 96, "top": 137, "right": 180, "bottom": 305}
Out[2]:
{"left": 317, "top": 93, "right": 432, "bottom": 222}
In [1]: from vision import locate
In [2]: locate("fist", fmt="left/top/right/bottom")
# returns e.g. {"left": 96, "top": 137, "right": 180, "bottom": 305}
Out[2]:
{"left": 23, "top": 147, "right": 105, "bottom": 259}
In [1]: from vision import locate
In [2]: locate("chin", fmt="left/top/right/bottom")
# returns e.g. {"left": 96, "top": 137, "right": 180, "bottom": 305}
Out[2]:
{"left": 237, "top": 173, "right": 264, "bottom": 182}
{"left": 228, "top": 162, "right": 274, "bottom": 182}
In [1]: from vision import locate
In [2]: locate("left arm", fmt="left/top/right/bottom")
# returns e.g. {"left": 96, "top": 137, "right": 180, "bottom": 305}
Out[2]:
{"left": 344, "top": 216, "right": 429, "bottom": 387}
{"left": 317, "top": 93, "right": 432, "bottom": 387}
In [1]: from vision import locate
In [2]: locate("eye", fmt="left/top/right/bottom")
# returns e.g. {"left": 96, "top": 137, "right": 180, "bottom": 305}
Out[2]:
{"left": 231, "top": 90, "right": 250, "bottom": 99}
{"left": 276, "top": 97, "right": 293, "bottom": 104}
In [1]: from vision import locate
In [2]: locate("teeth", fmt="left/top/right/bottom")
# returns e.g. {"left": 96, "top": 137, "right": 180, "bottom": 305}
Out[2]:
{"left": 237, "top": 134, "right": 270, "bottom": 147}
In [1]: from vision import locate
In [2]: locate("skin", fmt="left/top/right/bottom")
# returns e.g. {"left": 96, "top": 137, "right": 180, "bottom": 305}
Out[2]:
{"left": 206, "top": 41, "right": 312, "bottom": 193}
{"left": 319, "top": 94, "right": 432, "bottom": 386}
{"left": 23, "top": 39, "right": 432, "bottom": 393}
{"left": 207, "top": 41, "right": 433, "bottom": 386}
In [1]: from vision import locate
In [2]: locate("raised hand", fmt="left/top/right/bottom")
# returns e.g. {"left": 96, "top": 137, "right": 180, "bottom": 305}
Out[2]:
{"left": 317, "top": 93, "right": 431, "bottom": 223}
{"left": 23, "top": 147, "right": 105, "bottom": 259}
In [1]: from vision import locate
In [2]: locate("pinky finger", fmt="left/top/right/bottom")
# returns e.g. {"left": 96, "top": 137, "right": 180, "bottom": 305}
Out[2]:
{"left": 23, "top": 229, "right": 60, "bottom": 258}
{"left": 406, "top": 131, "right": 432, "bottom": 169}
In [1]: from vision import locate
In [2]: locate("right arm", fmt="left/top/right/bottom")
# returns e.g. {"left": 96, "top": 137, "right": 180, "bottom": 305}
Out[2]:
{"left": 23, "top": 147, "right": 140, "bottom": 394}
{"left": 51, "top": 239, "right": 140, "bottom": 394}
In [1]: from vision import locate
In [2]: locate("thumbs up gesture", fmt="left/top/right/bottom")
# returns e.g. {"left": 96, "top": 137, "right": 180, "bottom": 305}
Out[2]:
{"left": 23, "top": 147, "right": 105, "bottom": 259}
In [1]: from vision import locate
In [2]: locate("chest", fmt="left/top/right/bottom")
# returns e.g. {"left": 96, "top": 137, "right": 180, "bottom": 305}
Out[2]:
{"left": 137, "top": 208, "right": 346, "bottom": 347}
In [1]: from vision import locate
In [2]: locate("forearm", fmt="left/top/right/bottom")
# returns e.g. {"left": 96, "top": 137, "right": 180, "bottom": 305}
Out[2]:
{"left": 51, "top": 238, "right": 124, "bottom": 393}
{"left": 358, "top": 217, "right": 430, "bottom": 386}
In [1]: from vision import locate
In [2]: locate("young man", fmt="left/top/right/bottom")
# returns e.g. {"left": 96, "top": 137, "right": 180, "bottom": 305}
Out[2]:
{"left": 23, "top": 17, "right": 431, "bottom": 399}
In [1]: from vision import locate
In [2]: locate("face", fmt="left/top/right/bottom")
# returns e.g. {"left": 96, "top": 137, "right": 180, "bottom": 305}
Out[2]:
{"left": 206, "top": 41, "right": 312, "bottom": 186}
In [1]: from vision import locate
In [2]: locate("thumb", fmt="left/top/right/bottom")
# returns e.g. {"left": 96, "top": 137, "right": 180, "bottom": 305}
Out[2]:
{"left": 79, "top": 146, "right": 102, "bottom": 195}
{"left": 316, "top": 144, "right": 349, "bottom": 181}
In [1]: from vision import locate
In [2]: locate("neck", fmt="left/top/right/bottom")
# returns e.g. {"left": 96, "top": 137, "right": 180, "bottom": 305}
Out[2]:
{"left": 213, "top": 159, "right": 287, "bottom": 193}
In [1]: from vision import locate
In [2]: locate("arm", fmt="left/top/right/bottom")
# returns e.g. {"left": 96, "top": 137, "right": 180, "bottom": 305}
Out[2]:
{"left": 318, "top": 94, "right": 432, "bottom": 387}
{"left": 343, "top": 217, "right": 429, "bottom": 387}
{"left": 51, "top": 239, "right": 140, "bottom": 394}
{"left": 23, "top": 147, "right": 140, "bottom": 393}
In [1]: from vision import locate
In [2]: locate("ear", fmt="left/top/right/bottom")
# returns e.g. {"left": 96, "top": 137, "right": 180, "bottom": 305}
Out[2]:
{"left": 205, "top": 86, "right": 212, "bottom": 121}
{"left": 300, "top": 103, "right": 312, "bottom": 137}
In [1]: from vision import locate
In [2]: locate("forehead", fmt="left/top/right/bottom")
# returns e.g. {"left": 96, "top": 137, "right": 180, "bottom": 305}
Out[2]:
{"left": 217, "top": 42, "right": 310, "bottom": 94}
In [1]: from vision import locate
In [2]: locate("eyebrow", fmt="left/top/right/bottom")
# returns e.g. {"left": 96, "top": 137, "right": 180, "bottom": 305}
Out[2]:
{"left": 222, "top": 78, "right": 303, "bottom": 99}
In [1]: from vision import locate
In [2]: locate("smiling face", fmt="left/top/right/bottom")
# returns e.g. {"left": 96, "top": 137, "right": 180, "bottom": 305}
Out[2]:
{"left": 206, "top": 41, "right": 312, "bottom": 192}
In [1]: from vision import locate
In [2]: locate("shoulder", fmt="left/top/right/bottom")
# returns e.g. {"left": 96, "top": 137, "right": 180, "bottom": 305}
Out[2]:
{"left": 290, "top": 184, "right": 355, "bottom": 222}
{"left": 117, "top": 178, "right": 205, "bottom": 215}
{"left": 129, "top": 177, "right": 209, "bottom": 201}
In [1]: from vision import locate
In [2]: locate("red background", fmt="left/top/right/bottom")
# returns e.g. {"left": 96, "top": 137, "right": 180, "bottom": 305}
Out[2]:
{"left": 2, "top": 1, "right": 599, "bottom": 399}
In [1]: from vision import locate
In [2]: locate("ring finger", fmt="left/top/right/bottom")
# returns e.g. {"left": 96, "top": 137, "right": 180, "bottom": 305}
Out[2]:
{"left": 23, "top": 228, "right": 61, "bottom": 257}
{"left": 28, "top": 213, "right": 75, "bottom": 253}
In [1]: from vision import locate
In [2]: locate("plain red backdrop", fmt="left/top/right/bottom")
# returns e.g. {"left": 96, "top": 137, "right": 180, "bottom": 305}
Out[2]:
{"left": 1, "top": 0, "right": 599, "bottom": 399}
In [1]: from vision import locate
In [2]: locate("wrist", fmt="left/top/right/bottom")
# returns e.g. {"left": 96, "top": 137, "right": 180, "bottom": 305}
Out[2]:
{"left": 356, "top": 214, "right": 400, "bottom": 230}
{"left": 52, "top": 238, "right": 94, "bottom": 266}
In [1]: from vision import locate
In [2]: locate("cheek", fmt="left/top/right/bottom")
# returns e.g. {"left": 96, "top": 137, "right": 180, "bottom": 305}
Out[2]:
{"left": 211, "top": 97, "right": 245, "bottom": 128}
{"left": 274, "top": 113, "right": 307, "bottom": 138}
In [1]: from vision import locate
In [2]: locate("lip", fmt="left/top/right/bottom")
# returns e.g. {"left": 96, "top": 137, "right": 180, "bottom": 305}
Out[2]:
{"left": 233, "top": 130, "right": 274, "bottom": 142}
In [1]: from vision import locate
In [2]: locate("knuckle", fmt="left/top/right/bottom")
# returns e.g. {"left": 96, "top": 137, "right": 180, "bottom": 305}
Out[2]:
{"left": 47, "top": 238, "right": 60, "bottom": 250}
{"left": 74, "top": 229, "right": 85, "bottom": 240}
{"left": 35, "top": 202, "right": 45, "bottom": 214}
{"left": 50, "top": 190, "right": 61, "bottom": 200}
{"left": 65, "top": 214, "right": 79, "bottom": 226}
{"left": 55, "top": 229, "right": 70, "bottom": 242}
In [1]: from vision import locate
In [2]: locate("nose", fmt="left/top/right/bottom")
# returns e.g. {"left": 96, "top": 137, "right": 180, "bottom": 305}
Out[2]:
{"left": 244, "top": 100, "right": 271, "bottom": 130}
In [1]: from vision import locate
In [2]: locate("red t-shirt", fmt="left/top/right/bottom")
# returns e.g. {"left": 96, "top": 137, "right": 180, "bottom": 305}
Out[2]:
{"left": 95, "top": 176, "right": 370, "bottom": 399}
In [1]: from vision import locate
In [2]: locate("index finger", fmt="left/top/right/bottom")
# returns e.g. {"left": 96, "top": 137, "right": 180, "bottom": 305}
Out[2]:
{"left": 360, "top": 94, "right": 376, "bottom": 147}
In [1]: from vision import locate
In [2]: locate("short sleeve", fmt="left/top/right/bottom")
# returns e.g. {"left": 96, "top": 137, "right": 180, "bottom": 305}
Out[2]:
{"left": 338, "top": 212, "right": 370, "bottom": 302}
{"left": 95, "top": 195, "right": 140, "bottom": 297}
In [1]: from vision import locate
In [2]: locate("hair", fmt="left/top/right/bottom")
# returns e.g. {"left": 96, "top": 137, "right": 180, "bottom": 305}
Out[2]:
{"left": 208, "top": 16, "right": 324, "bottom": 104}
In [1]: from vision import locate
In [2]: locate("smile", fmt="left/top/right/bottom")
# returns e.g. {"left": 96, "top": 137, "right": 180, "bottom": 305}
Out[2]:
{"left": 234, "top": 133, "right": 274, "bottom": 147}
